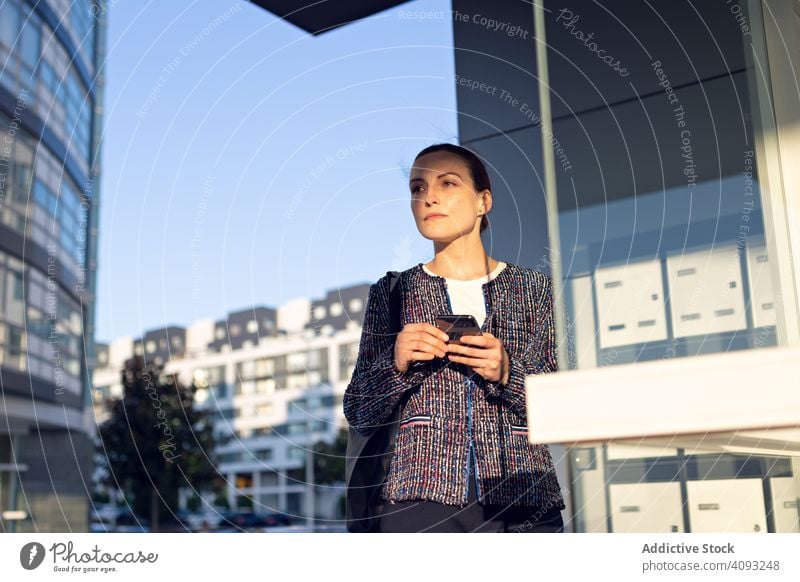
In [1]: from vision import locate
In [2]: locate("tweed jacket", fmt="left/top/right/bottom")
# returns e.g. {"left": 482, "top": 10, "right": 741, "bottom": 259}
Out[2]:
{"left": 343, "top": 261, "right": 565, "bottom": 510}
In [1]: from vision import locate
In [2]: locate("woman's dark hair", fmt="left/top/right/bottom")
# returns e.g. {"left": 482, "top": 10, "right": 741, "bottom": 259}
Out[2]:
{"left": 413, "top": 143, "right": 491, "bottom": 233}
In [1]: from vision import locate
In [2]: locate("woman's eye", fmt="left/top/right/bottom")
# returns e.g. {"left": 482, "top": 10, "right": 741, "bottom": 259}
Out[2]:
{"left": 411, "top": 186, "right": 423, "bottom": 194}
{"left": 443, "top": 181, "right": 455, "bottom": 187}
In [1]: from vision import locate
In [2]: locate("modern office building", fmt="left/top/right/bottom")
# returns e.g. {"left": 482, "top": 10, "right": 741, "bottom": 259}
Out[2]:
{"left": 252, "top": 0, "right": 800, "bottom": 532}
{"left": 0, "top": 1, "right": 105, "bottom": 532}
{"left": 92, "top": 282, "right": 370, "bottom": 523}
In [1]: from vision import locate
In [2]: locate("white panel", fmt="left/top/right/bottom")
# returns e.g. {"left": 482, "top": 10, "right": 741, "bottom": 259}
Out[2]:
{"left": 595, "top": 260, "right": 667, "bottom": 348}
{"left": 609, "top": 482, "right": 684, "bottom": 532}
{"left": 606, "top": 443, "right": 678, "bottom": 460}
{"left": 667, "top": 246, "right": 747, "bottom": 338}
{"left": 746, "top": 244, "right": 777, "bottom": 328}
{"left": 526, "top": 345, "right": 800, "bottom": 445}
{"left": 769, "top": 476, "right": 800, "bottom": 533}
{"left": 687, "top": 479, "right": 767, "bottom": 532}
{"left": 568, "top": 276, "right": 598, "bottom": 369}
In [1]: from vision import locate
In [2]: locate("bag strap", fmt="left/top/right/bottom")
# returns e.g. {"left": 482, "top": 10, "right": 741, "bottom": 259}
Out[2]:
{"left": 385, "top": 270, "right": 412, "bottom": 418}
{"left": 387, "top": 270, "right": 401, "bottom": 335}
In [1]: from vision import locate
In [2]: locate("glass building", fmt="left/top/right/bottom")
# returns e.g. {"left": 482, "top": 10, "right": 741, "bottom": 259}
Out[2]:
{"left": 0, "top": 0, "right": 105, "bottom": 532}
{"left": 253, "top": 0, "right": 800, "bottom": 532}
{"left": 449, "top": 0, "right": 800, "bottom": 532}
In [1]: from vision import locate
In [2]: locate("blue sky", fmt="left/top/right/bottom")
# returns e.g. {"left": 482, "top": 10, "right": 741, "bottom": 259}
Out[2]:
{"left": 96, "top": 0, "right": 457, "bottom": 343}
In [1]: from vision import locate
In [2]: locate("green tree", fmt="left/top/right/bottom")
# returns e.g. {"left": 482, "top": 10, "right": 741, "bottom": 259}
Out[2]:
{"left": 97, "top": 355, "right": 221, "bottom": 531}
{"left": 312, "top": 427, "right": 348, "bottom": 485}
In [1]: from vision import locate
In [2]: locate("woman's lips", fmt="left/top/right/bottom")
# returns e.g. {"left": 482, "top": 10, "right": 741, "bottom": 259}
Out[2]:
{"left": 425, "top": 214, "right": 447, "bottom": 220}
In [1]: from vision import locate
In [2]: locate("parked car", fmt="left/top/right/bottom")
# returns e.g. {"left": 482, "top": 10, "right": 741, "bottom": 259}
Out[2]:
{"left": 183, "top": 508, "right": 229, "bottom": 531}
{"left": 90, "top": 508, "right": 150, "bottom": 533}
{"left": 215, "top": 511, "right": 293, "bottom": 532}
{"left": 157, "top": 511, "right": 192, "bottom": 532}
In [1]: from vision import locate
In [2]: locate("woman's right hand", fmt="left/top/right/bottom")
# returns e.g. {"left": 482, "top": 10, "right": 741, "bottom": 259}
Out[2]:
{"left": 394, "top": 323, "right": 449, "bottom": 374}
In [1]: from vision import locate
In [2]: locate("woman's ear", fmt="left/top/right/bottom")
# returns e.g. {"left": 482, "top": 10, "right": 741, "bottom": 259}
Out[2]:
{"left": 479, "top": 190, "right": 492, "bottom": 214}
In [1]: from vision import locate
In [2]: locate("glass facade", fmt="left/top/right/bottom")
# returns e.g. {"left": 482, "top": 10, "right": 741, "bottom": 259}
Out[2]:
{"left": 0, "top": 0, "right": 103, "bottom": 532}
{"left": 543, "top": 2, "right": 785, "bottom": 371}
{"left": 531, "top": 0, "right": 800, "bottom": 532}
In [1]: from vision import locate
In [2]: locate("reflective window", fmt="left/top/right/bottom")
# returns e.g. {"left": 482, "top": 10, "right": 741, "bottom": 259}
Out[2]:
{"left": 533, "top": 0, "right": 799, "bottom": 533}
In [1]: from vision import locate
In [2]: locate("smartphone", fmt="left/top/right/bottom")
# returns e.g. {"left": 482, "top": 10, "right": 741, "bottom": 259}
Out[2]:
{"left": 435, "top": 314, "right": 482, "bottom": 341}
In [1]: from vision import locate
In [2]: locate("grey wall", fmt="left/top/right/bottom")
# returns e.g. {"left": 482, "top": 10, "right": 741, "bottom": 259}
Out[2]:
{"left": 452, "top": 0, "right": 552, "bottom": 272}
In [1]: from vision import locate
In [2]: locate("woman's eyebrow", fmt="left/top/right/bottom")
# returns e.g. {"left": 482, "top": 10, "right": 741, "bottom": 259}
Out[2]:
{"left": 409, "top": 172, "right": 462, "bottom": 183}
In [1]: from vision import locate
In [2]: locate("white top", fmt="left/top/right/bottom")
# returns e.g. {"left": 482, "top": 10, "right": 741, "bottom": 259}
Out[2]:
{"left": 422, "top": 261, "right": 507, "bottom": 328}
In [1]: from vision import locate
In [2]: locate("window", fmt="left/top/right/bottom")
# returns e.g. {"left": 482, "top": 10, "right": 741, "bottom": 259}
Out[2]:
{"left": 287, "top": 352, "right": 307, "bottom": 371}
{"left": 19, "top": 15, "right": 40, "bottom": 69}
{"left": 230, "top": 323, "right": 241, "bottom": 337}
{"left": 329, "top": 302, "right": 342, "bottom": 317}
{"left": 514, "top": 0, "right": 800, "bottom": 534}
{"left": 0, "top": 2, "right": 19, "bottom": 49}
{"left": 349, "top": 298, "right": 363, "bottom": 312}
{"left": 207, "top": 365, "right": 225, "bottom": 385}
{"left": 255, "top": 379, "right": 275, "bottom": 395}
{"left": 215, "top": 326, "right": 225, "bottom": 340}
{"left": 313, "top": 305, "right": 326, "bottom": 320}
{"left": 256, "top": 357, "right": 274, "bottom": 376}
{"left": 235, "top": 380, "right": 255, "bottom": 396}
{"left": 286, "top": 492, "right": 303, "bottom": 515}
{"left": 259, "top": 470, "right": 277, "bottom": 484}
{"left": 234, "top": 473, "right": 253, "bottom": 490}
{"left": 287, "top": 447, "right": 305, "bottom": 462}
{"left": 238, "top": 359, "right": 256, "bottom": 379}
{"left": 246, "top": 319, "right": 258, "bottom": 333}
{"left": 145, "top": 341, "right": 156, "bottom": 354}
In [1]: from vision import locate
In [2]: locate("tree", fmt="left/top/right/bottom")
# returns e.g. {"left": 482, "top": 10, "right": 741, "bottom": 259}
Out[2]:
{"left": 312, "top": 426, "right": 348, "bottom": 485}
{"left": 97, "top": 355, "right": 221, "bottom": 531}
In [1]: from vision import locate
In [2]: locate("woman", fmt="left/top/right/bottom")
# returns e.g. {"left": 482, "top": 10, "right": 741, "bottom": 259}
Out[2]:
{"left": 343, "top": 143, "right": 566, "bottom": 533}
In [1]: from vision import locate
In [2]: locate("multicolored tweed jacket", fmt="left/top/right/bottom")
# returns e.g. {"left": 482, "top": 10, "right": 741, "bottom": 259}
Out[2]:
{"left": 343, "top": 261, "right": 566, "bottom": 510}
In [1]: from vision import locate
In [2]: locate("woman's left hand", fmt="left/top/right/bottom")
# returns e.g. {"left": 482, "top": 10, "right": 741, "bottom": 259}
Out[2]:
{"left": 446, "top": 332, "right": 509, "bottom": 385}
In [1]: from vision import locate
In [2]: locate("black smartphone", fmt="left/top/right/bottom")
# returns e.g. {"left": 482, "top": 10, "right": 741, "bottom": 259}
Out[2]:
{"left": 435, "top": 314, "right": 482, "bottom": 341}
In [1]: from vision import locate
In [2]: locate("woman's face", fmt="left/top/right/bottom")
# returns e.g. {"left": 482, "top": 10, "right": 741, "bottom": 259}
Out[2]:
{"left": 409, "top": 151, "right": 490, "bottom": 242}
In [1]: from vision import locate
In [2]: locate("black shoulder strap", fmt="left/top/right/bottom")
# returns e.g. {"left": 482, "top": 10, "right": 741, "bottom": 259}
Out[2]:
{"left": 386, "top": 270, "right": 401, "bottom": 335}
{"left": 386, "top": 270, "right": 411, "bottom": 416}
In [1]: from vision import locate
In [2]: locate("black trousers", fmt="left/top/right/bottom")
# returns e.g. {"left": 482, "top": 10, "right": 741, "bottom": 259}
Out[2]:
{"left": 378, "top": 457, "right": 565, "bottom": 533}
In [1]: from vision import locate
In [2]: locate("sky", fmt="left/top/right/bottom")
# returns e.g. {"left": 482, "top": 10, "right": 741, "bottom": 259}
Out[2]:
{"left": 96, "top": 0, "right": 458, "bottom": 343}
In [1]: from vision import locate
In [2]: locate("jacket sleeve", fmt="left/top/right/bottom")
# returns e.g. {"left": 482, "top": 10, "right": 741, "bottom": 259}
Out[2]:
{"left": 343, "top": 275, "right": 429, "bottom": 436}
{"left": 480, "top": 271, "right": 558, "bottom": 420}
